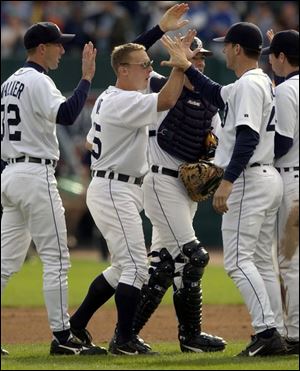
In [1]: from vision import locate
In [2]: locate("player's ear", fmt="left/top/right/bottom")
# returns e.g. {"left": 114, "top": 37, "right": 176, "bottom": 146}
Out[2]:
{"left": 235, "top": 44, "right": 242, "bottom": 55}
{"left": 279, "top": 52, "right": 286, "bottom": 64}
{"left": 118, "top": 65, "right": 129, "bottom": 77}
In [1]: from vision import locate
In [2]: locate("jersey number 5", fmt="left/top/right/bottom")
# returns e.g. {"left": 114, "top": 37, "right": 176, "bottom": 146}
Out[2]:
{"left": 1, "top": 104, "right": 21, "bottom": 141}
{"left": 92, "top": 123, "right": 102, "bottom": 159}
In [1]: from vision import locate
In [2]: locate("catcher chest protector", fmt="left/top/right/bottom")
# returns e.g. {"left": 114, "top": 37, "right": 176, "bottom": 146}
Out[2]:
{"left": 173, "top": 240, "right": 209, "bottom": 340}
{"left": 132, "top": 248, "right": 175, "bottom": 335}
{"left": 155, "top": 86, "right": 218, "bottom": 162}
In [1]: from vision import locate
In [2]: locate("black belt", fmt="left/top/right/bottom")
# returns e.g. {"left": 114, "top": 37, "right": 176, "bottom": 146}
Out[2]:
{"left": 149, "top": 130, "right": 156, "bottom": 137}
{"left": 250, "top": 163, "right": 273, "bottom": 168}
{"left": 276, "top": 166, "right": 299, "bottom": 173}
{"left": 7, "top": 156, "right": 57, "bottom": 167}
{"left": 92, "top": 170, "right": 143, "bottom": 185}
{"left": 151, "top": 165, "right": 179, "bottom": 178}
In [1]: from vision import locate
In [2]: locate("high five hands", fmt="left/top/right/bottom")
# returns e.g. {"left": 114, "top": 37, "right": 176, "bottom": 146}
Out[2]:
{"left": 160, "top": 30, "right": 200, "bottom": 70}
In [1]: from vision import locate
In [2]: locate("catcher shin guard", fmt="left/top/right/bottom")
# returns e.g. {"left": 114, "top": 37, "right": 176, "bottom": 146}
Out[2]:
{"left": 174, "top": 240, "right": 226, "bottom": 352}
{"left": 174, "top": 240, "right": 208, "bottom": 338}
{"left": 132, "top": 248, "right": 175, "bottom": 335}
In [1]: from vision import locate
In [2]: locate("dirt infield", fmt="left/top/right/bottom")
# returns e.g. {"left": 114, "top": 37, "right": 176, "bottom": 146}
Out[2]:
{"left": 1, "top": 304, "right": 251, "bottom": 345}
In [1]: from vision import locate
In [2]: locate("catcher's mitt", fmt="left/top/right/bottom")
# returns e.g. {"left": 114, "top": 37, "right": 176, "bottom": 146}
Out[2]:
{"left": 179, "top": 160, "right": 224, "bottom": 202}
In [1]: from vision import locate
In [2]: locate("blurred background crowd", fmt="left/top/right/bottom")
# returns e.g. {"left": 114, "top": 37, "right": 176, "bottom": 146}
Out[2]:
{"left": 1, "top": 1, "right": 299, "bottom": 259}
{"left": 1, "top": 1, "right": 299, "bottom": 58}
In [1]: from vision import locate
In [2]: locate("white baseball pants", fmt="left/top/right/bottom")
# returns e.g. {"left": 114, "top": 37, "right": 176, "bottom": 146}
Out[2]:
{"left": 86, "top": 177, "right": 148, "bottom": 290}
{"left": 1, "top": 163, "right": 70, "bottom": 332}
{"left": 222, "top": 165, "right": 284, "bottom": 334}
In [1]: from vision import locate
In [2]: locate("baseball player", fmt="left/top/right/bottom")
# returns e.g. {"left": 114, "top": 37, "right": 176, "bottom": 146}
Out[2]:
{"left": 262, "top": 29, "right": 299, "bottom": 355}
{"left": 69, "top": 32, "right": 196, "bottom": 354}
{"left": 123, "top": 13, "right": 226, "bottom": 353}
{"left": 0, "top": 22, "right": 106, "bottom": 356}
{"left": 160, "top": 22, "right": 288, "bottom": 357}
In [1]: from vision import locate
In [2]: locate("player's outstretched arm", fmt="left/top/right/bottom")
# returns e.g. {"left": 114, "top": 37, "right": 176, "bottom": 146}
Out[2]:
{"left": 133, "top": 3, "right": 189, "bottom": 50}
{"left": 82, "top": 41, "right": 97, "bottom": 82}
{"left": 157, "top": 30, "right": 197, "bottom": 112}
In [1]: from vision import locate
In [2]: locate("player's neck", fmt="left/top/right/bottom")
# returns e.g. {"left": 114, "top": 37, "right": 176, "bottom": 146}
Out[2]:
{"left": 283, "top": 65, "right": 299, "bottom": 79}
{"left": 27, "top": 57, "right": 48, "bottom": 73}
{"left": 115, "top": 79, "right": 137, "bottom": 91}
{"left": 235, "top": 61, "right": 258, "bottom": 78}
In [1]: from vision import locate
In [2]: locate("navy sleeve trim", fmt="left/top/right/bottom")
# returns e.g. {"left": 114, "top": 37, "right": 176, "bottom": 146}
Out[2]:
{"left": 223, "top": 125, "right": 260, "bottom": 183}
{"left": 273, "top": 74, "right": 285, "bottom": 86}
{"left": 133, "top": 25, "right": 164, "bottom": 50}
{"left": 184, "top": 66, "right": 225, "bottom": 109}
{"left": 150, "top": 76, "right": 167, "bottom": 92}
{"left": 275, "top": 132, "right": 293, "bottom": 159}
{"left": 56, "top": 79, "right": 90, "bottom": 125}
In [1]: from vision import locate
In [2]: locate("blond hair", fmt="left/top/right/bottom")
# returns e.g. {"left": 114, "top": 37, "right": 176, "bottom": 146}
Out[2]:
{"left": 111, "top": 43, "right": 146, "bottom": 75}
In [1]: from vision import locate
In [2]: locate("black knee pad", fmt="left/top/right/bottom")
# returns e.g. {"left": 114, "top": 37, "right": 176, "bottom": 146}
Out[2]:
{"left": 148, "top": 248, "right": 175, "bottom": 290}
{"left": 182, "top": 240, "right": 209, "bottom": 268}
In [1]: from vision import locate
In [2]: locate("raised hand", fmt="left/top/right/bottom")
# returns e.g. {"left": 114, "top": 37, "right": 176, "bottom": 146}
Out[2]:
{"left": 181, "top": 29, "right": 198, "bottom": 59}
{"left": 160, "top": 34, "right": 197, "bottom": 71}
{"left": 266, "top": 29, "right": 275, "bottom": 43}
{"left": 82, "top": 41, "right": 97, "bottom": 82}
{"left": 159, "top": 3, "right": 189, "bottom": 32}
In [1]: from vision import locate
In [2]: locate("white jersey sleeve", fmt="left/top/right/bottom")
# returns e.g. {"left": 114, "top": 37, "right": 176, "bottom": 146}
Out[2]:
{"left": 232, "top": 76, "right": 266, "bottom": 133}
{"left": 275, "top": 75, "right": 299, "bottom": 168}
{"left": 32, "top": 74, "right": 66, "bottom": 123}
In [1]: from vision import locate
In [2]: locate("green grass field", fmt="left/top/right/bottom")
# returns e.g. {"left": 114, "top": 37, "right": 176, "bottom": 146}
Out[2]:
{"left": 1, "top": 255, "right": 298, "bottom": 370}
{"left": 1, "top": 343, "right": 298, "bottom": 370}
{"left": 1, "top": 255, "right": 243, "bottom": 307}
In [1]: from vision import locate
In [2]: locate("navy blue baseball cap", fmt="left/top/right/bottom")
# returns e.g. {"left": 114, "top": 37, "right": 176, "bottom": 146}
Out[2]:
{"left": 24, "top": 22, "right": 75, "bottom": 50}
{"left": 213, "top": 22, "right": 263, "bottom": 52}
{"left": 261, "top": 30, "right": 299, "bottom": 57}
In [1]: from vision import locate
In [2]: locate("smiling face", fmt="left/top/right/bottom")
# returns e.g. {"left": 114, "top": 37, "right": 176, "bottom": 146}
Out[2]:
{"left": 118, "top": 50, "right": 153, "bottom": 91}
{"left": 191, "top": 53, "right": 206, "bottom": 73}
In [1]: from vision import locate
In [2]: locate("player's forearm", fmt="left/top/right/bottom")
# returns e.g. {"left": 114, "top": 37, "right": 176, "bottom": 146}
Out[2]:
{"left": 223, "top": 125, "right": 259, "bottom": 182}
{"left": 56, "top": 80, "right": 90, "bottom": 125}
{"left": 133, "top": 25, "right": 165, "bottom": 50}
{"left": 157, "top": 68, "right": 184, "bottom": 112}
{"left": 275, "top": 132, "right": 293, "bottom": 159}
{"left": 185, "top": 65, "right": 225, "bottom": 109}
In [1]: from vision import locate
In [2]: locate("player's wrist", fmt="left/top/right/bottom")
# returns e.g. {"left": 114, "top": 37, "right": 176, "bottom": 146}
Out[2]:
{"left": 182, "top": 61, "right": 192, "bottom": 72}
{"left": 158, "top": 21, "right": 168, "bottom": 33}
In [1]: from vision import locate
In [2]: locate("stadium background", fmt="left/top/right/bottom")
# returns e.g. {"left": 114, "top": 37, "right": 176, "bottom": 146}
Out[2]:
{"left": 1, "top": 1, "right": 299, "bottom": 255}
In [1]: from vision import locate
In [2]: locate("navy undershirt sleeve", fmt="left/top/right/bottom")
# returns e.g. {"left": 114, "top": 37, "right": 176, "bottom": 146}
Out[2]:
{"left": 223, "top": 125, "right": 260, "bottom": 183}
{"left": 275, "top": 132, "right": 293, "bottom": 159}
{"left": 133, "top": 25, "right": 164, "bottom": 50}
{"left": 185, "top": 65, "right": 225, "bottom": 109}
{"left": 56, "top": 79, "right": 90, "bottom": 125}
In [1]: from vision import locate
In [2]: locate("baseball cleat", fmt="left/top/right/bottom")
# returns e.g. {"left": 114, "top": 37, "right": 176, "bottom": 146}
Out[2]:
{"left": 284, "top": 339, "right": 299, "bottom": 355}
{"left": 179, "top": 332, "right": 227, "bottom": 353}
{"left": 109, "top": 339, "right": 158, "bottom": 356}
{"left": 50, "top": 334, "right": 107, "bottom": 355}
{"left": 109, "top": 327, "right": 152, "bottom": 352}
{"left": 1, "top": 347, "right": 9, "bottom": 356}
{"left": 237, "top": 330, "right": 287, "bottom": 357}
